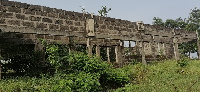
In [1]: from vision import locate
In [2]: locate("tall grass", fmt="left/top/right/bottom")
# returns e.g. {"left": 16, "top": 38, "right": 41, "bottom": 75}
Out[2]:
{"left": 115, "top": 60, "right": 200, "bottom": 92}
{"left": 1, "top": 60, "right": 200, "bottom": 92}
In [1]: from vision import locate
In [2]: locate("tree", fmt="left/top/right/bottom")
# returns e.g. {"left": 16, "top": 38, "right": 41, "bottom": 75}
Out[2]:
{"left": 153, "top": 17, "right": 187, "bottom": 29}
{"left": 80, "top": 5, "right": 88, "bottom": 14}
{"left": 152, "top": 7, "right": 200, "bottom": 57}
{"left": 98, "top": 6, "right": 111, "bottom": 17}
{"left": 152, "top": 17, "right": 164, "bottom": 26}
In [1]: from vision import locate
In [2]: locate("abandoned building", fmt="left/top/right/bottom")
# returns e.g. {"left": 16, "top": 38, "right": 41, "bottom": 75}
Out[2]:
{"left": 0, "top": 0, "right": 200, "bottom": 79}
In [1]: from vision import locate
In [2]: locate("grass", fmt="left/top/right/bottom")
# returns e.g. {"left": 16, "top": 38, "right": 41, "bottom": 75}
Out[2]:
{"left": 115, "top": 60, "right": 200, "bottom": 92}
{"left": 1, "top": 59, "right": 200, "bottom": 92}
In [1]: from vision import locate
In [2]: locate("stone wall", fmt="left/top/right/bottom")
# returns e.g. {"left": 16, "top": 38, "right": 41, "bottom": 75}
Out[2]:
{"left": 0, "top": 0, "right": 198, "bottom": 63}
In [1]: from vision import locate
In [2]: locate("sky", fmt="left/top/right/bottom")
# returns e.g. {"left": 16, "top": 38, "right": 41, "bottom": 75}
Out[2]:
{"left": 9, "top": 0, "right": 200, "bottom": 24}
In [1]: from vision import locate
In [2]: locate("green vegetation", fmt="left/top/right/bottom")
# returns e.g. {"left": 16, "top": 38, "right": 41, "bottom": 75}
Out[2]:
{"left": 114, "top": 60, "right": 200, "bottom": 92}
{"left": 1, "top": 39, "right": 200, "bottom": 92}
{"left": 1, "top": 58, "right": 200, "bottom": 91}
{"left": 0, "top": 42, "right": 130, "bottom": 91}
{"left": 1, "top": 6, "right": 200, "bottom": 92}
{"left": 98, "top": 6, "right": 111, "bottom": 17}
{"left": 152, "top": 7, "right": 200, "bottom": 57}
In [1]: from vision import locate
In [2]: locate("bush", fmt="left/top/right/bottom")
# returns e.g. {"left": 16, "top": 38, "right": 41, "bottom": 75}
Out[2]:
{"left": 1, "top": 43, "right": 50, "bottom": 77}
{"left": 100, "top": 68, "right": 130, "bottom": 89}
{"left": 177, "top": 57, "right": 189, "bottom": 67}
{"left": 70, "top": 72, "right": 102, "bottom": 92}
{"left": 65, "top": 52, "right": 110, "bottom": 74}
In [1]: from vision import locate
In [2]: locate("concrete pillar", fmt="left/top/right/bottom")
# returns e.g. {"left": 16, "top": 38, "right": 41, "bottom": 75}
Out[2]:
{"left": 34, "top": 43, "right": 45, "bottom": 62}
{"left": 128, "top": 41, "right": 131, "bottom": 60}
{"left": 87, "top": 38, "right": 93, "bottom": 56}
{"left": 88, "top": 45, "right": 93, "bottom": 56}
{"left": 172, "top": 29, "right": 180, "bottom": 60}
{"left": 197, "top": 40, "right": 200, "bottom": 60}
{"left": 0, "top": 46, "right": 1, "bottom": 80}
{"left": 141, "top": 41, "right": 147, "bottom": 64}
{"left": 135, "top": 41, "right": 140, "bottom": 55}
{"left": 69, "top": 44, "right": 75, "bottom": 53}
{"left": 162, "top": 43, "right": 166, "bottom": 55}
{"left": 196, "top": 31, "right": 200, "bottom": 59}
{"left": 151, "top": 42, "right": 156, "bottom": 60}
{"left": 115, "top": 46, "right": 122, "bottom": 63}
{"left": 107, "top": 47, "right": 110, "bottom": 62}
{"left": 96, "top": 45, "right": 100, "bottom": 57}
{"left": 174, "top": 43, "right": 180, "bottom": 60}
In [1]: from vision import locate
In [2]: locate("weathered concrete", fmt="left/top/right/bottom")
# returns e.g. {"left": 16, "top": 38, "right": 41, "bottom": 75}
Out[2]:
{"left": 107, "top": 47, "right": 110, "bottom": 62}
{"left": 115, "top": 46, "right": 123, "bottom": 63}
{"left": 196, "top": 31, "right": 200, "bottom": 59}
{"left": 34, "top": 43, "right": 45, "bottom": 62}
{"left": 0, "top": 0, "right": 198, "bottom": 64}
{"left": 96, "top": 45, "right": 100, "bottom": 57}
{"left": 0, "top": 46, "right": 1, "bottom": 80}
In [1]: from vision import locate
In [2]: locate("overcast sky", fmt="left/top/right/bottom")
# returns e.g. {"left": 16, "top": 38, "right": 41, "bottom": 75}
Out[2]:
{"left": 9, "top": 0, "right": 200, "bottom": 24}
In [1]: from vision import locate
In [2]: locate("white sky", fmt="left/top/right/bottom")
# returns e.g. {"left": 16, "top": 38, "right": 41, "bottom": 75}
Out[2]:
{"left": 10, "top": 0, "right": 200, "bottom": 24}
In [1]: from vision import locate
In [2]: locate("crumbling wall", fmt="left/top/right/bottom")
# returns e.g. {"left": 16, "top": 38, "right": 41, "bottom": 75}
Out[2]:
{"left": 0, "top": 0, "right": 198, "bottom": 63}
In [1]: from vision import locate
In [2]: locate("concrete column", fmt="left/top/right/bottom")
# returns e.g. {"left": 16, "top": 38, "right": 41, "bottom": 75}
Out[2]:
{"left": 107, "top": 47, "right": 110, "bottom": 62}
{"left": 87, "top": 38, "right": 93, "bottom": 56}
{"left": 128, "top": 41, "right": 131, "bottom": 60}
{"left": 151, "top": 42, "right": 156, "bottom": 60}
{"left": 34, "top": 43, "right": 45, "bottom": 62}
{"left": 88, "top": 45, "right": 93, "bottom": 56}
{"left": 115, "top": 46, "right": 122, "bottom": 63}
{"left": 141, "top": 41, "right": 147, "bottom": 64}
{"left": 196, "top": 31, "right": 200, "bottom": 59}
{"left": 96, "top": 45, "right": 100, "bottom": 57}
{"left": 0, "top": 46, "right": 1, "bottom": 80}
{"left": 197, "top": 40, "right": 200, "bottom": 60}
{"left": 162, "top": 43, "right": 166, "bottom": 55}
{"left": 135, "top": 41, "right": 140, "bottom": 55}
{"left": 69, "top": 44, "right": 75, "bottom": 53}
{"left": 174, "top": 43, "right": 180, "bottom": 60}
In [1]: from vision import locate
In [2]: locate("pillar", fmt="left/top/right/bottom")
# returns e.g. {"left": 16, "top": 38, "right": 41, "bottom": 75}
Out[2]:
{"left": 88, "top": 45, "right": 93, "bottom": 56}
{"left": 141, "top": 41, "right": 147, "bottom": 64}
{"left": 128, "top": 41, "right": 132, "bottom": 61}
{"left": 87, "top": 38, "right": 93, "bottom": 56}
{"left": 96, "top": 45, "right": 100, "bottom": 57}
{"left": 174, "top": 43, "right": 180, "bottom": 60}
{"left": 107, "top": 47, "right": 110, "bottom": 62}
{"left": 0, "top": 46, "right": 1, "bottom": 80}
{"left": 135, "top": 41, "right": 140, "bottom": 55}
{"left": 197, "top": 40, "right": 200, "bottom": 60}
{"left": 115, "top": 46, "right": 122, "bottom": 63}
{"left": 196, "top": 31, "right": 200, "bottom": 59}
{"left": 34, "top": 43, "right": 45, "bottom": 62}
{"left": 69, "top": 37, "right": 75, "bottom": 53}
{"left": 69, "top": 44, "right": 75, "bottom": 53}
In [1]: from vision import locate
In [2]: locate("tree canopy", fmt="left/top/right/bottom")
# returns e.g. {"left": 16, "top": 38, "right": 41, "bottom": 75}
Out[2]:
{"left": 152, "top": 7, "right": 200, "bottom": 57}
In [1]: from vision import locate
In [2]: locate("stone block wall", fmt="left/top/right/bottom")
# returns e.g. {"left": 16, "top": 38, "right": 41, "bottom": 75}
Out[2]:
{"left": 0, "top": 0, "right": 198, "bottom": 63}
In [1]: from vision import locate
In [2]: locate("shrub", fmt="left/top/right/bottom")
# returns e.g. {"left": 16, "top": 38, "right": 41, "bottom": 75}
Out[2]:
{"left": 1, "top": 43, "right": 50, "bottom": 77}
{"left": 66, "top": 52, "right": 110, "bottom": 74}
{"left": 177, "top": 57, "right": 189, "bottom": 67}
{"left": 100, "top": 68, "right": 130, "bottom": 89}
{"left": 70, "top": 72, "right": 102, "bottom": 92}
